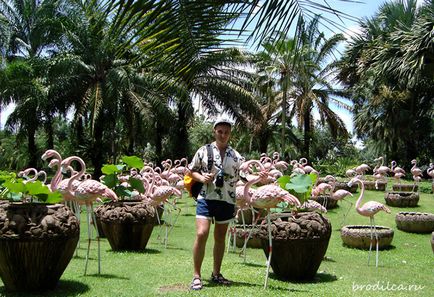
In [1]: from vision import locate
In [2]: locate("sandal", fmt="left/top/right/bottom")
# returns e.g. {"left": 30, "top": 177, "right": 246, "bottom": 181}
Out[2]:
{"left": 190, "top": 277, "right": 202, "bottom": 290}
{"left": 211, "top": 273, "right": 232, "bottom": 286}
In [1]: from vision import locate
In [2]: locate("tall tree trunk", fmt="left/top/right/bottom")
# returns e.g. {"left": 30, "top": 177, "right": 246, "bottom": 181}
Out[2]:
{"left": 155, "top": 120, "right": 163, "bottom": 166}
{"left": 27, "top": 126, "right": 38, "bottom": 168}
{"left": 281, "top": 79, "right": 287, "bottom": 153}
{"left": 174, "top": 102, "right": 190, "bottom": 159}
{"left": 303, "top": 111, "right": 311, "bottom": 159}
{"left": 90, "top": 122, "right": 104, "bottom": 179}
{"left": 45, "top": 115, "right": 54, "bottom": 149}
{"left": 258, "top": 128, "right": 269, "bottom": 153}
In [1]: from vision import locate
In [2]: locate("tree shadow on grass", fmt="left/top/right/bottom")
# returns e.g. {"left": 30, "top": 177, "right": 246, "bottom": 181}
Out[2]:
{"left": 107, "top": 248, "right": 161, "bottom": 254}
{"left": 205, "top": 279, "right": 307, "bottom": 293}
{"left": 0, "top": 280, "right": 89, "bottom": 297}
{"left": 268, "top": 271, "right": 338, "bottom": 284}
{"left": 341, "top": 243, "right": 396, "bottom": 251}
{"left": 83, "top": 273, "right": 129, "bottom": 280}
{"left": 233, "top": 261, "right": 265, "bottom": 268}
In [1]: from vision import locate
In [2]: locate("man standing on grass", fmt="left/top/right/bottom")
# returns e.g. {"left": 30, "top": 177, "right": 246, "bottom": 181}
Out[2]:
{"left": 188, "top": 117, "right": 266, "bottom": 290}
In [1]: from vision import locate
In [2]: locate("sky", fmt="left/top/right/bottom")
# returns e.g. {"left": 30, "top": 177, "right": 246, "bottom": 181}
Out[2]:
{"left": 0, "top": 1, "right": 425, "bottom": 133}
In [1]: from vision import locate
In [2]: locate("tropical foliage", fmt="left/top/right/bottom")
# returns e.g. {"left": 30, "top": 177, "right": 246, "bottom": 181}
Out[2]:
{"left": 0, "top": 0, "right": 432, "bottom": 175}
{"left": 338, "top": 0, "right": 434, "bottom": 165}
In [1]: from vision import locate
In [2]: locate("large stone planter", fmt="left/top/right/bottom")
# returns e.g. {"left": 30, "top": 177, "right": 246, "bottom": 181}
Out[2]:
{"left": 230, "top": 225, "right": 262, "bottom": 249}
{"left": 0, "top": 203, "right": 79, "bottom": 292}
{"left": 234, "top": 208, "right": 266, "bottom": 225}
{"left": 341, "top": 225, "right": 394, "bottom": 250}
{"left": 257, "top": 212, "right": 331, "bottom": 281}
{"left": 384, "top": 192, "right": 419, "bottom": 207}
{"left": 311, "top": 195, "right": 338, "bottom": 209}
{"left": 97, "top": 200, "right": 157, "bottom": 251}
{"left": 335, "top": 181, "right": 358, "bottom": 193}
{"left": 392, "top": 184, "right": 417, "bottom": 192}
{"left": 93, "top": 205, "right": 106, "bottom": 238}
{"left": 395, "top": 212, "right": 434, "bottom": 233}
{"left": 364, "top": 181, "right": 387, "bottom": 191}
{"left": 431, "top": 232, "right": 434, "bottom": 253}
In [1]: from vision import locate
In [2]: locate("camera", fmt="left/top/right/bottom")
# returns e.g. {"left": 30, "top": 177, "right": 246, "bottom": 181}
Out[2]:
{"left": 215, "top": 170, "right": 224, "bottom": 187}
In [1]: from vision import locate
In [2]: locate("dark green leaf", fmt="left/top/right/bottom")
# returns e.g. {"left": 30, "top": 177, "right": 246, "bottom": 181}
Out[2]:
{"left": 102, "top": 174, "right": 118, "bottom": 189}
{"left": 3, "top": 180, "right": 26, "bottom": 193}
{"left": 26, "top": 181, "right": 51, "bottom": 195}
{"left": 121, "top": 156, "right": 144, "bottom": 169}
{"left": 102, "top": 164, "right": 125, "bottom": 175}
{"left": 129, "top": 177, "right": 145, "bottom": 193}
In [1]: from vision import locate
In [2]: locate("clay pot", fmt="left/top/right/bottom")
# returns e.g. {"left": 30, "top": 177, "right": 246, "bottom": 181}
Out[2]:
{"left": 364, "top": 181, "right": 387, "bottom": 191}
{"left": 311, "top": 195, "right": 338, "bottom": 209}
{"left": 340, "top": 225, "right": 394, "bottom": 250}
{"left": 257, "top": 212, "right": 332, "bottom": 281}
{"left": 392, "top": 184, "right": 417, "bottom": 192}
{"left": 335, "top": 181, "right": 358, "bottom": 193}
{"left": 384, "top": 192, "right": 419, "bottom": 207}
{"left": 0, "top": 203, "right": 79, "bottom": 292}
{"left": 431, "top": 232, "right": 434, "bottom": 253}
{"left": 234, "top": 208, "right": 266, "bottom": 225}
{"left": 97, "top": 200, "right": 157, "bottom": 251}
{"left": 229, "top": 225, "right": 262, "bottom": 249}
{"left": 395, "top": 212, "right": 434, "bottom": 233}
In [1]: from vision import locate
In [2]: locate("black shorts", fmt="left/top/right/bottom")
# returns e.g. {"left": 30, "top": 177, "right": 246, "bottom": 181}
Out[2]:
{"left": 196, "top": 199, "right": 235, "bottom": 224}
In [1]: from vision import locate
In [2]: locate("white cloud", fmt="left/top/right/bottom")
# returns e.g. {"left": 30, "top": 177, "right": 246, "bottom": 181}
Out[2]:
{"left": 0, "top": 103, "right": 15, "bottom": 130}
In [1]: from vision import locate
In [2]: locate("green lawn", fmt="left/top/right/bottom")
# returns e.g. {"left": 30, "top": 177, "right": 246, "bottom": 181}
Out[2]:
{"left": 1, "top": 181, "right": 433, "bottom": 297}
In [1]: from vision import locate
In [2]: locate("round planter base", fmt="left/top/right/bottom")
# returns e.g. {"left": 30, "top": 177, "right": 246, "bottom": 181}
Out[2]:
{"left": 257, "top": 212, "right": 331, "bottom": 281}
{"left": 384, "top": 192, "right": 419, "bottom": 207}
{"left": 364, "top": 181, "right": 387, "bottom": 191}
{"left": 102, "top": 222, "right": 154, "bottom": 251}
{"left": 340, "top": 225, "right": 394, "bottom": 250}
{"left": 230, "top": 225, "right": 262, "bottom": 249}
{"left": 311, "top": 195, "right": 338, "bottom": 209}
{"left": 97, "top": 200, "right": 157, "bottom": 251}
{"left": 392, "top": 184, "right": 417, "bottom": 192}
{"left": 234, "top": 208, "right": 266, "bottom": 225}
{"left": 0, "top": 203, "right": 80, "bottom": 292}
{"left": 431, "top": 232, "right": 434, "bottom": 253}
{"left": 335, "top": 181, "right": 358, "bottom": 193}
{"left": 395, "top": 212, "right": 434, "bottom": 233}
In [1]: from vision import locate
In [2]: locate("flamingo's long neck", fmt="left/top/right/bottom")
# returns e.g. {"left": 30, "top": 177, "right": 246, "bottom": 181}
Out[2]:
{"left": 411, "top": 161, "right": 417, "bottom": 171}
{"left": 64, "top": 157, "right": 86, "bottom": 196}
{"left": 51, "top": 159, "right": 63, "bottom": 191}
{"left": 242, "top": 160, "right": 265, "bottom": 204}
{"left": 391, "top": 161, "right": 396, "bottom": 171}
{"left": 243, "top": 175, "right": 261, "bottom": 204}
{"left": 142, "top": 166, "right": 156, "bottom": 196}
{"left": 355, "top": 179, "right": 365, "bottom": 212}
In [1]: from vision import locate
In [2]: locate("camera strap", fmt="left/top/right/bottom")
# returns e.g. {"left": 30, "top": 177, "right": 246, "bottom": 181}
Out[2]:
{"left": 206, "top": 144, "right": 214, "bottom": 172}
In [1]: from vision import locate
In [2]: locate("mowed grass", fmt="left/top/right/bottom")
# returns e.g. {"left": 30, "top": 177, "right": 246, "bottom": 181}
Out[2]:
{"left": 0, "top": 181, "right": 433, "bottom": 297}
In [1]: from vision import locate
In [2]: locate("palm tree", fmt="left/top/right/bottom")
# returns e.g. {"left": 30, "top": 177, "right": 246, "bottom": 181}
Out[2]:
{"left": 290, "top": 16, "right": 350, "bottom": 159}
{"left": 0, "top": 0, "right": 70, "bottom": 166}
{"left": 255, "top": 16, "right": 349, "bottom": 159}
{"left": 338, "top": 0, "right": 434, "bottom": 164}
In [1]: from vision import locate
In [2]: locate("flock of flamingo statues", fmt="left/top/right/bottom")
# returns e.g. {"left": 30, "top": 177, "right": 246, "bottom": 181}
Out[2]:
{"left": 14, "top": 150, "right": 433, "bottom": 285}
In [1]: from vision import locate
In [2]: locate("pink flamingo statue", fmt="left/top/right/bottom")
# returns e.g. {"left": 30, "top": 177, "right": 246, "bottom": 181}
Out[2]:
{"left": 410, "top": 159, "right": 423, "bottom": 192}
{"left": 61, "top": 156, "right": 118, "bottom": 275}
{"left": 348, "top": 177, "right": 391, "bottom": 267}
{"left": 142, "top": 166, "right": 182, "bottom": 248}
{"left": 355, "top": 163, "right": 371, "bottom": 179}
{"left": 390, "top": 161, "right": 405, "bottom": 186}
{"left": 241, "top": 160, "right": 300, "bottom": 289}
{"left": 41, "top": 149, "right": 63, "bottom": 191}
{"left": 427, "top": 163, "right": 434, "bottom": 182}
{"left": 272, "top": 152, "right": 289, "bottom": 172}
